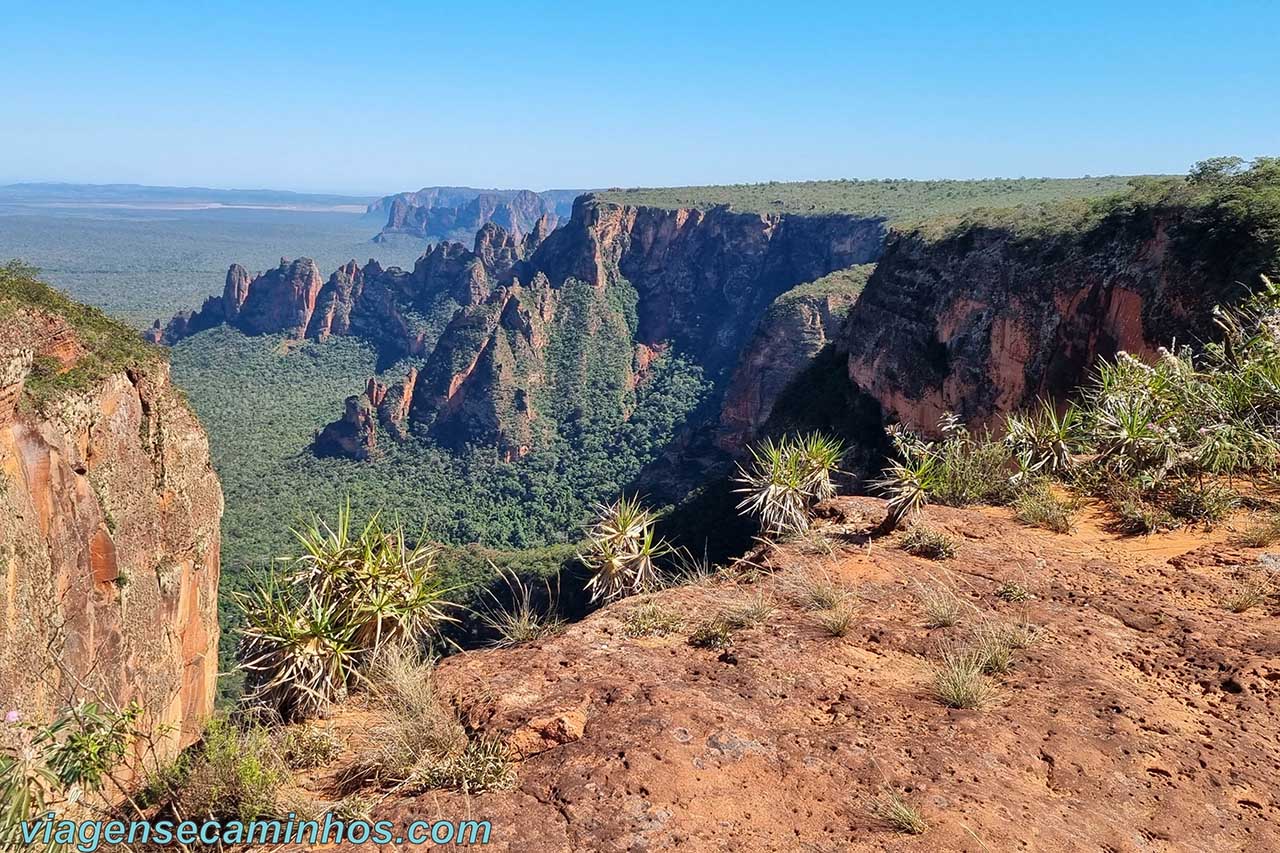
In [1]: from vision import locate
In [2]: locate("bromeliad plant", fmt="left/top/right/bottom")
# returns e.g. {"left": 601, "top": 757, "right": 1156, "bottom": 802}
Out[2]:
{"left": 237, "top": 505, "right": 456, "bottom": 723}
{"left": 579, "top": 495, "right": 671, "bottom": 603}
{"left": 734, "top": 432, "right": 845, "bottom": 537}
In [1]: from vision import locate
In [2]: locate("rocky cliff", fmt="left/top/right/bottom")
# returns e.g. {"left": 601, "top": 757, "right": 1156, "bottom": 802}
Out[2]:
{"left": 151, "top": 196, "right": 887, "bottom": 461}
{"left": 843, "top": 190, "right": 1273, "bottom": 433}
{"left": 716, "top": 265, "right": 873, "bottom": 450}
{"left": 1, "top": 266, "right": 222, "bottom": 757}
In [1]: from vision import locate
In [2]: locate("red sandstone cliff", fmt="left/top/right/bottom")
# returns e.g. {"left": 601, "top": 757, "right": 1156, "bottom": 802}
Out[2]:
{"left": 844, "top": 206, "right": 1254, "bottom": 433}
{"left": 1, "top": 281, "right": 222, "bottom": 759}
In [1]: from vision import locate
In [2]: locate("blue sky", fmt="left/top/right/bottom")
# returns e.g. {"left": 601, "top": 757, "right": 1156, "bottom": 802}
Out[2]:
{"left": 2, "top": 0, "right": 1277, "bottom": 194}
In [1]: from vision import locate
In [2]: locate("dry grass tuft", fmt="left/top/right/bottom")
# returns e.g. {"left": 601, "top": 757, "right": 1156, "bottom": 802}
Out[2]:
{"left": 816, "top": 605, "right": 857, "bottom": 637}
{"left": 868, "top": 788, "right": 929, "bottom": 835}
{"left": 931, "top": 645, "right": 996, "bottom": 709}
{"left": 623, "top": 600, "right": 684, "bottom": 637}
{"left": 1230, "top": 511, "right": 1280, "bottom": 548}
{"left": 914, "top": 578, "right": 967, "bottom": 628}
{"left": 899, "top": 524, "right": 957, "bottom": 559}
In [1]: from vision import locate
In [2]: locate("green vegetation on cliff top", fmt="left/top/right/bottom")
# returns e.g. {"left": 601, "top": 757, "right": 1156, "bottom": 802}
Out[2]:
{"left": 0, "top": 261, "right": 161, "bottom": 404}
{"left": 595, "top": 175, "right": 1140, "bottom": 224}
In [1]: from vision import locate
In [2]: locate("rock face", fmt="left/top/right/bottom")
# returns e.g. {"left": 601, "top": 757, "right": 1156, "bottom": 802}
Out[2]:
{"left": 844, "top": 205, "right": 1262, "bottom": 433}
{"left": 149, "top": 196, "right": 887, "bottom": 460}
{"left": 1, "top": 286, "right": 222, "bottom": 758}
{"left": 372, "top": 187, "right": 580, "bottom": 243}
{"left": 716, "top": 265, "right": 873, "bottom": 451}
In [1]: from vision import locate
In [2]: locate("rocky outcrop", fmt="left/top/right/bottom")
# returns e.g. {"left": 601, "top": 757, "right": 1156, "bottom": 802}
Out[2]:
{"left": 844, "top": 203, "right": 1261, "bottom": 433}
{"left": 717, "top": 265, "right": 873, "bottom": 450}
{"left": 1, "top": 283, "right": 222, "bottom": 759}
{"left": 374, "top": 188, "right": 579, "bottom": 243}
{"left": 152, "top": 196, "right": 885, "bottom": 461}
{"left": 324, "top": 496, "right": 1280, "bottom": 851}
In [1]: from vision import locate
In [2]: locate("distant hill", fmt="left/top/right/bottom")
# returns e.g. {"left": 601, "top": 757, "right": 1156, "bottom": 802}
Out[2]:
{"left": 0, "top": 182, "right": 375, "bottom": 211}
{"left": 369, "top": 187, "right": 585, "bottom": 242}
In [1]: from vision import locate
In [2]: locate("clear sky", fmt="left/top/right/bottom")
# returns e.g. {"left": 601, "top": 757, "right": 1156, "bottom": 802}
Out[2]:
{"left": 2, "top": 0, "right": 1277, "bottom": 194}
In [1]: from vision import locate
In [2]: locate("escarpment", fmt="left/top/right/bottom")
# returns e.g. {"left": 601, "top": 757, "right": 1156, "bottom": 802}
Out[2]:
{"left": 843, "top": 199, "right": 1272, "bottom": 433}
{"left": 373, "top": 187, "right": 578, "bottom": 243}
{"left": 1, "top": 272, "right": 222, "bottom": 758}
{"left": 149, "top": 196, "right": 887, "bottom": 460}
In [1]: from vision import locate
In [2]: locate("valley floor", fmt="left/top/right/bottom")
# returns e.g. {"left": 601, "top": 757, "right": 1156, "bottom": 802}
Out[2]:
{"left": 284, "top": 497, "right": 1277, "bottom": 851}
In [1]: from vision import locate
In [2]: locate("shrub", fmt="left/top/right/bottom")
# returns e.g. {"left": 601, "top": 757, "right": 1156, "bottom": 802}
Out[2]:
{"left": 931, "top": 646, "right": 995, "bottom": 709}
{"left": 1004, "top": 400, "right": 1082, "bottom": 476}
{"left": 1231, "top": 511, "right": 1280, "bottom": 547}
{"left": 623, "top": 601, "right": 684, "bottom": 637}
{"left": 876, "top": 416, "right": 1014, "bottom": 528}
{"left": 1013, "top": 480, "right": 1078, "bottom": 533}
{"left": 734, "top": 432, "right": 844, "bottom": 536}
{"left": 579, "top": 495, "right": 671, "bottom": 603}
{"left": 867, "top": 788, "right": 929, "bottom": 835}
{"left": 236, "top": 505, "right": 456, "bottom": 722}
{"left": 478, "top": 567, "right": 563, "bottom": 647}
{"left": 914, "top": 578, "right": 967, "bottom": 628}
{"left": 176, "top": 718, "right": 287, "bottom": 822}
{"left": 1, "top": 702, "right": 141, "bottom": 839}
{"left": 899, "top": 524, "right": 957, "bottom": 559}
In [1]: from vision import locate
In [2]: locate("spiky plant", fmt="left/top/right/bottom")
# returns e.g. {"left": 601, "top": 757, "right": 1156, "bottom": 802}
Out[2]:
{"left": 735, "top": 437, "right": 812, "bottom": 536}
{"left": 734, "top": 433, "right": 845, "bottom": 537}
{"left": 875, "top": 453, "right": 940, "bottom": 530}
{"left": 237, "top": 504, "right": 456, "bottom": 722}
{"left": 1004, "top": 399, "right": 1082, "bottom": 476}
{"left": 579, "top": 495, "right": 671, "bottom": 603}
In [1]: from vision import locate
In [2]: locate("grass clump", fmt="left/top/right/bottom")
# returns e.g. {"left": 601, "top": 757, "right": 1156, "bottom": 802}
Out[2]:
{"left": 1231, "top": 511, "right": 1280, "bottom": 547}
{"left": 995, "top": 581, "right": 1031, "bottom": 602}
{"left": 913, "top": 578, "right": 967, "bottom": 628}
{"left": 783, "top": 566, "right": 850, "bottom": 611}
{"left": 341, "top": 644, "right": 467, "bottom": 789}
{"left": 816, "top": 605, "right": 857, "bottom": 637}
{"left": 1013, "top": 479, "right": 1079, "bottom": 533}
{"left": 478, "top": 568, "right": 563, "bottom": 647}
{"left": 931, "top": 646, "right": 996, "bottom": 709}
{"left": 723, "top": 591, "right": 776, "bottom": 629}
{"left": 687, "top": 618, "right": 735, "bottom": 651}
{"left": 899, "top": 523, "right": 957, "bottom": 559}
{"left": 279, "top": 725, "right": 342, "bottom": 770}
{"left": 1222, "top": 559, "right": 1277, "bottom": 613}
{"left": 867, "top": 788, "right": 929, "bottom": 835}
{"left": 623, "top": 600, "right": 684, "bottom": 638}
{"left": 417, "top": 735, "right": 515, "bottom": 795}
{"left": 735, "top": 432, "right": 843, "bottom": 537}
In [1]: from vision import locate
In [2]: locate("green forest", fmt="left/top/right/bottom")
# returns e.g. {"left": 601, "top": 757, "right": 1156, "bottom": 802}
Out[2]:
{"left": 596, "top": 175, "right": 1139, "bottom": 225}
